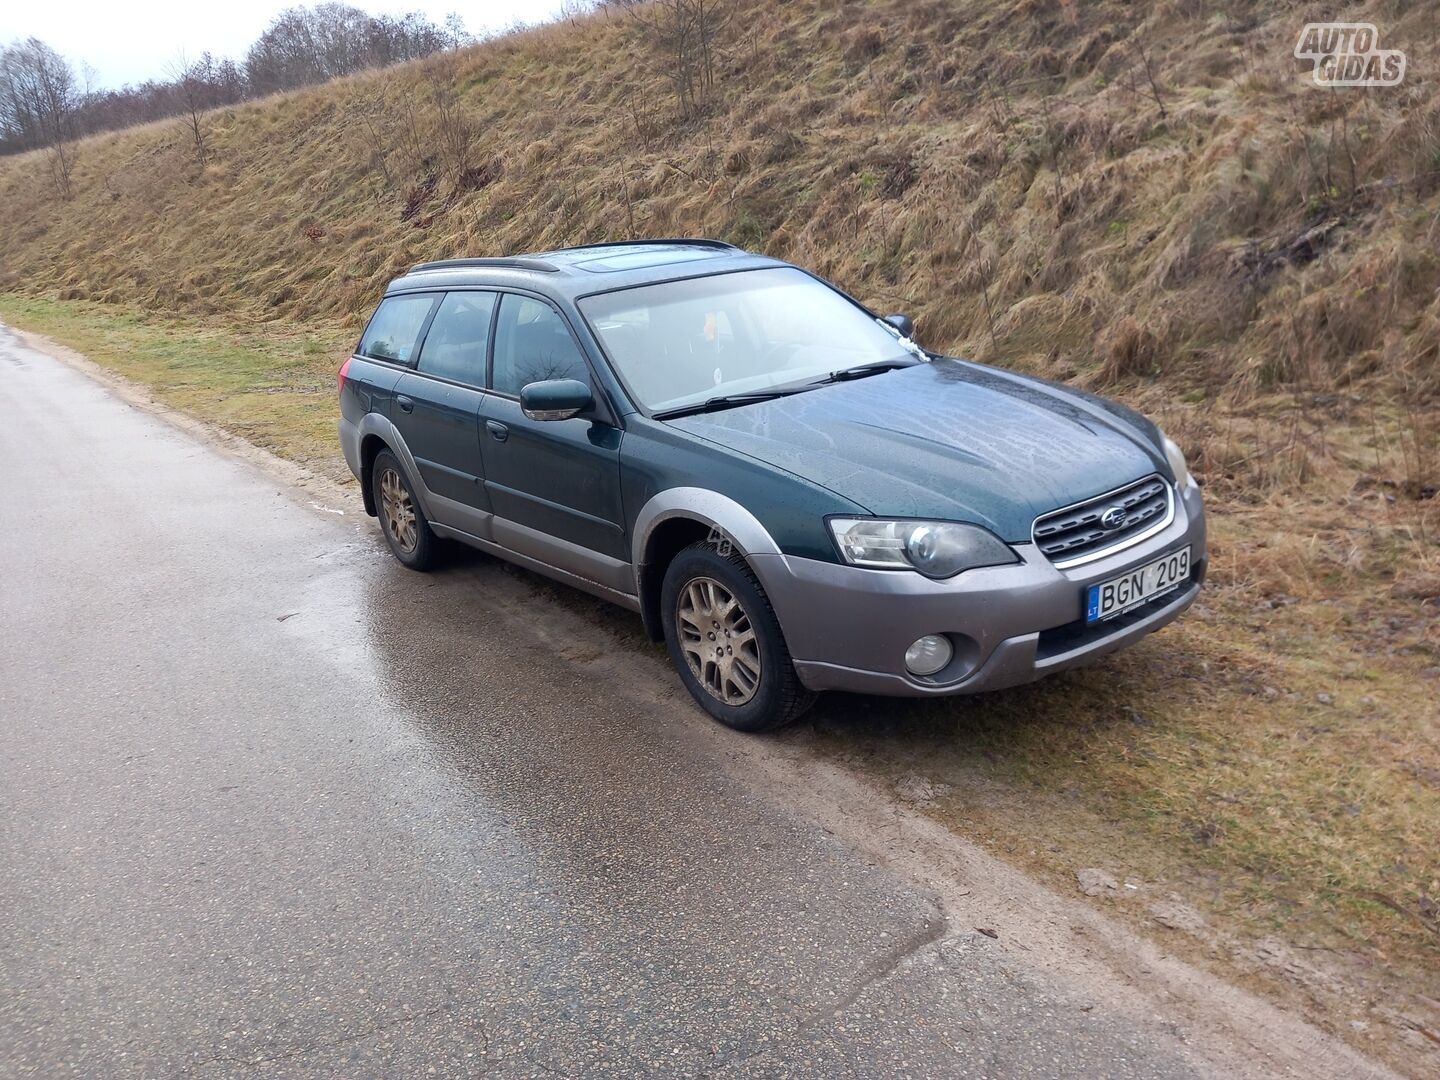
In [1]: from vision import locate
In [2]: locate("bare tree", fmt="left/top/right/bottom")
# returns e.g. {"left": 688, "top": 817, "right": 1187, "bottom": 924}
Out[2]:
{"left": 3, "top": 7, "right": 472, "bottom": 158}
{"left": 1133, "top": 43, "right": 1167, "bottom": 119}
{"left": 558, "top": 0, "right": 594, "bottom": 27}
{"left": 167, "top": 51, "right": 213, "bottom": 168}
{"left": 244, "top": 3, "right": 469, "bottom": 97}
{"left": 0, "top": 48, "right": 42, "bottom": 150}
{"left": 0, "top": 38, "right": 80, "bottom": 195}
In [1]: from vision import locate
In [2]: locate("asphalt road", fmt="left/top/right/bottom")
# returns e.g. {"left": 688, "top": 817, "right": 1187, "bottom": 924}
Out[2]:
{"left": 0, "top": 329, "right": 1219, "bottom": 1078}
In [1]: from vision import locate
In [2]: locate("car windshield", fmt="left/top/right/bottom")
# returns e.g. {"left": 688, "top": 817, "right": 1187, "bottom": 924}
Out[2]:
{"left": 577, "top": 267, "right": 913, "bottom": 414}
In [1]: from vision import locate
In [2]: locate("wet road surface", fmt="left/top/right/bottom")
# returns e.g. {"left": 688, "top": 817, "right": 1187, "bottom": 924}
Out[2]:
{"left": 0, "top": 331, "right": 1212, "bottom": 1077}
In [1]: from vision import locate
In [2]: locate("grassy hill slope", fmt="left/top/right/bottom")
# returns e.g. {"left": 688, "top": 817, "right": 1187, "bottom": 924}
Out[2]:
{"left": 1, "top": 0, "right": 1437, "bottom": 399}
{"left": 2, "top": 0, "right": 1438, "bottom": 1068}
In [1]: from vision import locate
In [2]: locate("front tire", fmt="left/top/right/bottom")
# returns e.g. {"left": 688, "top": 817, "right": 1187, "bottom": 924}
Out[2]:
{"left": 661, "top": 542, "right": 815, "bottom": 732}
{"left": 372, "top": 449, "right": 436, "bottom": 571}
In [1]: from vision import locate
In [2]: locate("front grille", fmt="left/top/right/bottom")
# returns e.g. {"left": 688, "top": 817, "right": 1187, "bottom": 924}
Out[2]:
{"left": 1032, "top": 475, "right": 1172, "bottom": 566}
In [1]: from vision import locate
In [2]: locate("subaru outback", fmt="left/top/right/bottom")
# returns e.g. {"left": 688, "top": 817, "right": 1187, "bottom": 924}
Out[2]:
{"left": 339, "top": 240, "right": 1206, "bottom": 731}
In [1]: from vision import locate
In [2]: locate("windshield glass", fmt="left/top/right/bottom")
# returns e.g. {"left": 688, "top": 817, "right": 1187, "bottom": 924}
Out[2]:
{"left": 577, "top": 267, "right": 911, "bottom": 413}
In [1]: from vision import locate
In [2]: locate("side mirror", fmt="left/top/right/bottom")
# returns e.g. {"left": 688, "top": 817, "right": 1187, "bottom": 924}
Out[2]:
{"left": 882, "top": 313, "right": 915, "bottom": 339}
{"left": 520, "top": 378, "right": 593, "bottom": 422}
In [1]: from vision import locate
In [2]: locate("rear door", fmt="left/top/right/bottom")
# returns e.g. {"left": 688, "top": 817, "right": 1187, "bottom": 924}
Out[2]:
{"left": 478, "top": 292, "right": 627, "bottom": 580}
{"left": 349, "top": 292, "right": 439, "bottom": 419}
{"left": 390, "top": 290, "right": 498, "bottom": 538}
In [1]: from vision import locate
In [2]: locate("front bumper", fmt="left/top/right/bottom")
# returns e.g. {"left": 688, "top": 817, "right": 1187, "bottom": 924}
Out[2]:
{"left": 751, "top": 482, "right": 1207, "bottom": 697}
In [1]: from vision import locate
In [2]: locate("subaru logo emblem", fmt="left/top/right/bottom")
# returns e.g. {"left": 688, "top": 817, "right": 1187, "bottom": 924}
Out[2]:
{"left": 1099, "top": 506, "right": 1127, "bottom": 530}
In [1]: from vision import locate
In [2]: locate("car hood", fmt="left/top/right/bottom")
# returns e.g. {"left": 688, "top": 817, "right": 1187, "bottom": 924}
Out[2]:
{"left": 665, "top": 358, "right": 1165, "bottom": 542}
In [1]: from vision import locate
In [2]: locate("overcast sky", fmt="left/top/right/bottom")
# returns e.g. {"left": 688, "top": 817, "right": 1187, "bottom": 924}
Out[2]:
{"left": 5, "top": 1, "right": 571, "bottom": 89}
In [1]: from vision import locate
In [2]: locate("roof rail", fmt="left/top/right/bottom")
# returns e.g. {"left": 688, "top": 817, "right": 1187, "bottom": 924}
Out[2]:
{"left": 544, "top": 237, "right": 742, "bottom": 256}
{"left": 408, "top": 256, "right": 560, "bottom": 274}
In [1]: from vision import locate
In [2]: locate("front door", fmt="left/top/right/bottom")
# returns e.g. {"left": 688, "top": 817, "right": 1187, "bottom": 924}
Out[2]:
{"left": 478, "top": 293, "right": 627, "bottom": 587}
{"left": 389, "top": 290, "right": 498, "bottom": 538}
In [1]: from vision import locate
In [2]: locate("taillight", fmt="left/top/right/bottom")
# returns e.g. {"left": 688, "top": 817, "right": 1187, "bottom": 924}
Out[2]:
{"left": 338, "top": 356, "right": 352, "bottom": 396}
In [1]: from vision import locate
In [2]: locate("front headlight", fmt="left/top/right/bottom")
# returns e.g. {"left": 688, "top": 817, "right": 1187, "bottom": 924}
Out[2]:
{"left": 828, "top": 518, "right": 1019, "bottom": 579}
{"left": 1161, "top": 434, "right": 1192, "bottom": 488}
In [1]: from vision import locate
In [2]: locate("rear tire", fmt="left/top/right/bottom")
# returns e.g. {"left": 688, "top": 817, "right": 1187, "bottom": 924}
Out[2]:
{"left": 661, "top": 542, "right": 815, "bottom": 732}
{"left": 372, "top": 449, "right": 436, "bottom": 571}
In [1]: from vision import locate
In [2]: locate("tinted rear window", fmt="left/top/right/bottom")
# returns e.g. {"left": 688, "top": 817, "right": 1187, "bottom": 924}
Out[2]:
{"left": 417, "top": 292, "right": 496, "bottom": 385}
{"left": 359, "top": 294, "right": 437, "bottom": 363}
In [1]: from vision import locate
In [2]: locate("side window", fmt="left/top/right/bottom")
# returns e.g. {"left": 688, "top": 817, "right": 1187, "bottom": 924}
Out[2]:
{"left": 358, "top": 294, "right": 437, "bottom": 364}
{"left": 491, "top": 294, "right": 589, "bottom": 396}
{"left": 416, "top": 292, "right": 496, "bottom": 385}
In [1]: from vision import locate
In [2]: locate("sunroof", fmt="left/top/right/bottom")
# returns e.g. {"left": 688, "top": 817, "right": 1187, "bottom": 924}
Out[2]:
{"left": 572, "top": 246, "right": 730, "bottom": 273}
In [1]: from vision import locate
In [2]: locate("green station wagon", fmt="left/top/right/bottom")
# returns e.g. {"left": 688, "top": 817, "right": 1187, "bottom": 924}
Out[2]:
{"left": 339, "top": 240, "right": 1206, "bottom": 731}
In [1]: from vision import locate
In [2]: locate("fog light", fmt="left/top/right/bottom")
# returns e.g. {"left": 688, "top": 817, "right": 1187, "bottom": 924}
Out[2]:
{"left": 905, "top": 634, "right": 953, "bottom": 677}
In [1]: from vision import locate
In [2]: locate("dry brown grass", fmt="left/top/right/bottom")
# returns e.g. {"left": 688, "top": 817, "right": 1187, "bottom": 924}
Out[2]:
{"left": 0, "top": 0, "right": 1436, "bottom": 393}
{"left": 2, "top": 0, "right": 1438, "bottom": 1070}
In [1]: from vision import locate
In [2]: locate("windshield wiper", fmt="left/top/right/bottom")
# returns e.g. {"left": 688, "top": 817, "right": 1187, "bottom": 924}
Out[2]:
{"left": 816, "top": 358, "right": 920, "bottom": 384}
{"left": 651, "top": 358, "right": 920, "bottom": 420}
{"left": 652, "top": 386, "right": 814, "bottom": 420}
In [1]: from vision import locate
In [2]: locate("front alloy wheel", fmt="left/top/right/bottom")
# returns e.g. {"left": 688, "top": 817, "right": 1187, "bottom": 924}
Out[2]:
{"left": 676, "top": 576, "right": 762, "bottom": 706}
{"left": 660, "top": 542, "right": 815, "bottom": 732}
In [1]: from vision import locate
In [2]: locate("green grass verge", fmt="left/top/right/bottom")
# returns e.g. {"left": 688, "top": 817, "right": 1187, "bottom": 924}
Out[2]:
{"left": 0, "top": 293, "right": 353, "bottom": 478}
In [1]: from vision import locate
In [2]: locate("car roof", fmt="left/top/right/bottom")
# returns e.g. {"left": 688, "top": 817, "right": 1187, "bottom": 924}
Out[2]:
{"left": 382, "top": 239, "right": 791, "bottom": 301}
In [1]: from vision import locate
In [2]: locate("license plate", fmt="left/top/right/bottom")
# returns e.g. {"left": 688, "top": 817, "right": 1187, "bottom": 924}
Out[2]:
{"left": 1086, "top": 546, "right": 1191, "bottom": 623}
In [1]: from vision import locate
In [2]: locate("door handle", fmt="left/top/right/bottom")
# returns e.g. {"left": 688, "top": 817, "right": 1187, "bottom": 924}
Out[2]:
{"left": 396, "top": 395, "right": 414, "bottom": 414}
{"left": 486, "top": 420, "right": 509, "bottom": 442}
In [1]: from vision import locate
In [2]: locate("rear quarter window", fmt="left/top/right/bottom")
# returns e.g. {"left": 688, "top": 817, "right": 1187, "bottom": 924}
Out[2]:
{"left": 358, "top": 294, "right": 438, "bottom": 364}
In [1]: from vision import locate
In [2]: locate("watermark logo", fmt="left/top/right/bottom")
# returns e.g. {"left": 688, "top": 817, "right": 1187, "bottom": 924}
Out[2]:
{"left": 1295, "top": 23, "right": 1406, "bottom": 87}
{"left": 706, "top": 525, "right": 735, "bottom": 557}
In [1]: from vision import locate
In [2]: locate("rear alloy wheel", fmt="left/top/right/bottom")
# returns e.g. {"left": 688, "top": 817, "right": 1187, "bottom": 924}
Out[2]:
{"left": 661, "top": 542, "right": 815, "bottom": 732}
{"left": 372, "top": 449, "right": 436, "bottom": 570}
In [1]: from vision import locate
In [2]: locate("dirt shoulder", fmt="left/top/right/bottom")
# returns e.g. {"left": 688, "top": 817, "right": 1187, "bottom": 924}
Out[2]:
{"left": 4, "top": 304, "right": 1436, "bottom": 1077}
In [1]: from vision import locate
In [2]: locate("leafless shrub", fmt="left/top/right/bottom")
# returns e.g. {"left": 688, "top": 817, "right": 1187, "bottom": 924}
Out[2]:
{"left": 1135, "top": 44, "right": 1167, "bottom": 119}
{"left": 355, "top": 90, "right": 394, "bottom": 189}
{"left": 393, "top": 88, "right": 428, "bottom": 174}
{"left": 1112, "top": 41, "right": 1168, "bottom": 120}
{"left": 46, "top": 140, "right": 75, "bottom": 200}
{"left": 628, "top": 97, "right": 663, "bottom": 149}
{"left": 426, "top": 74, "right": 476, "bottom": 178}
{"left": 631, "top": 0, "right": 732, "bottom": 120}
{"left": 362, "top": 66, "right": 485, "bottom": 219}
